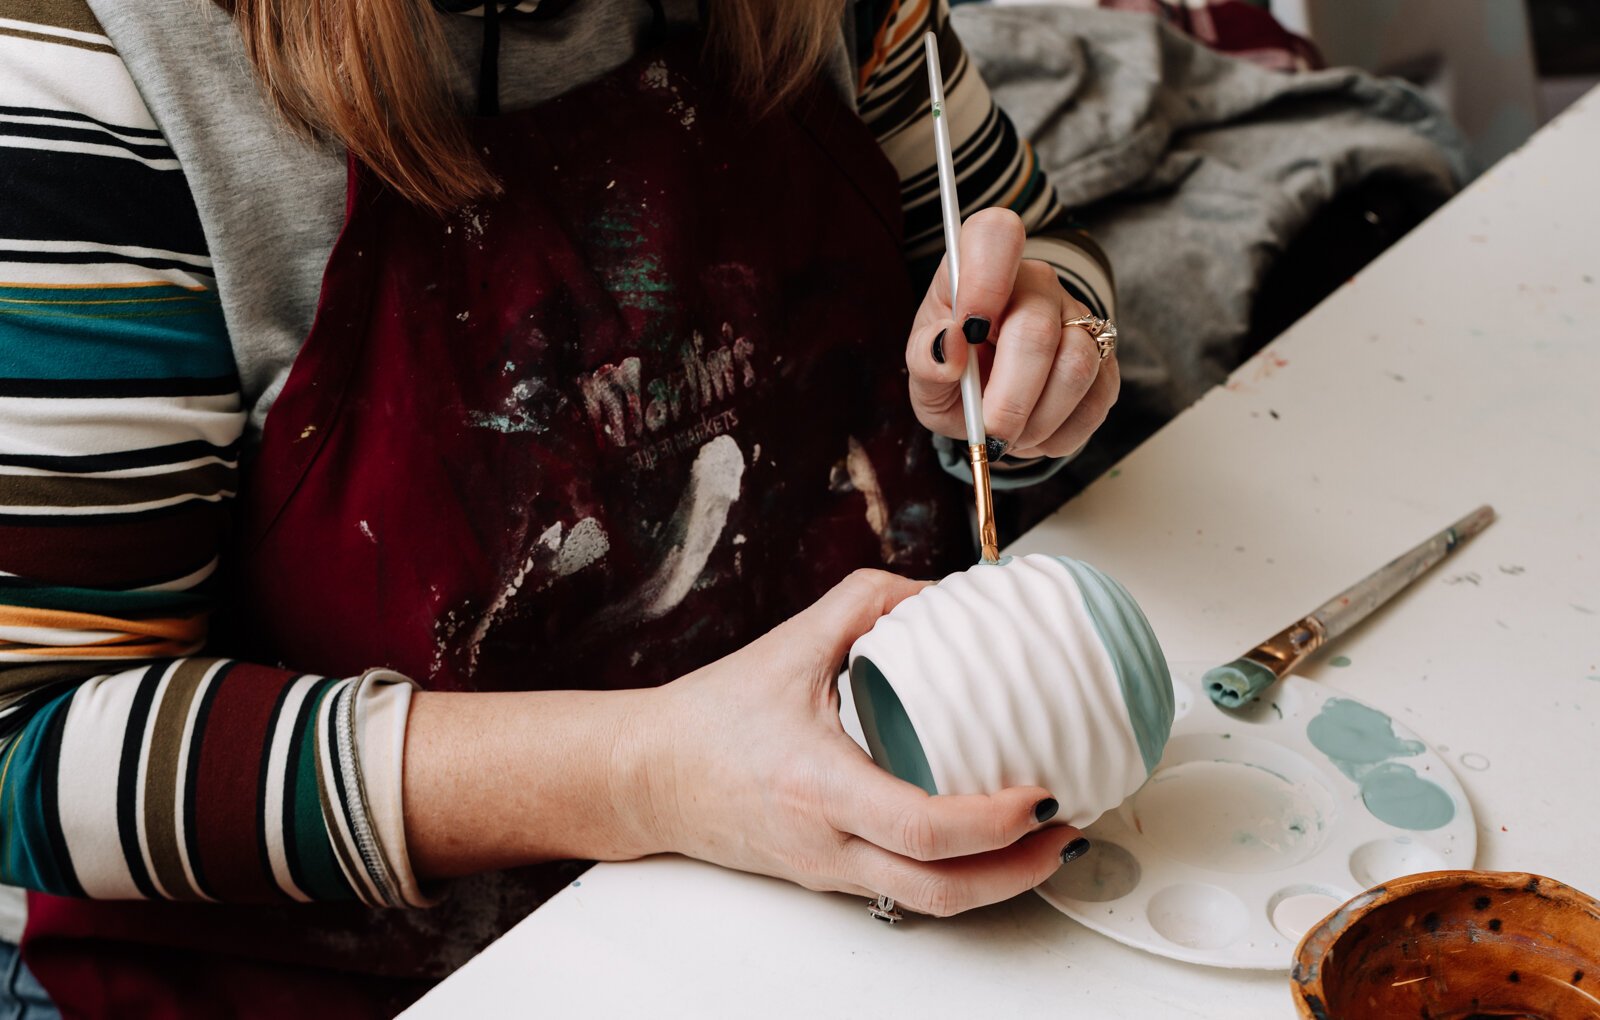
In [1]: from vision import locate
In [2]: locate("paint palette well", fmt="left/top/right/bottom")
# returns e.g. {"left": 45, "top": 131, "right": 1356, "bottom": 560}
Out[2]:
{"left": 1035, "top": 664, "right": 1476, "bottom": 970}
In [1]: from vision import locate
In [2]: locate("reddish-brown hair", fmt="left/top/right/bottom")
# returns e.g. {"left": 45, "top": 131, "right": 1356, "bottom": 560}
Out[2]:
{"left": 214, "top": 0, "right": 845, "bottom": 211}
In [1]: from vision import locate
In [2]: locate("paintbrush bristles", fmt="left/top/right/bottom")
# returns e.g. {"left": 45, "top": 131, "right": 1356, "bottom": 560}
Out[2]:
{"left": 968, "top": 444, "right": 1000, "bottom": 563}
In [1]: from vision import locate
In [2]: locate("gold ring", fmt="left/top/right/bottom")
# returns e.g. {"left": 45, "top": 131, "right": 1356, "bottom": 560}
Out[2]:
{"left": 1063, "top": 314, "right": 1117, "bottom": 361}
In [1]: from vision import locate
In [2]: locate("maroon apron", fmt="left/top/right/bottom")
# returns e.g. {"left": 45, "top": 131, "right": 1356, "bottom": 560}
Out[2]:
{"left": 24, "top": 27, "right": 967, "bottom": 1019}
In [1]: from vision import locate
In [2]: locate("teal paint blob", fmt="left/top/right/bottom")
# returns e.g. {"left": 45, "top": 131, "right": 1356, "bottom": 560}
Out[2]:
{"left": 1056, "top": 558, "right": 1174, "bottom": 774}
{"left": 1359, "top": 763, "right": 1456, "bottom": 830}
{"left": 1329, "top": 655, "right": 1352, "bottom": 668}
{"left": 1307, "top": 698, "right": 1455, "bottom": 831}
{"left": 1307, "top": 698, "right": 1424, "bottom": 781}
{"left": 852, "top": 656, "right": 938, "bottom": 795}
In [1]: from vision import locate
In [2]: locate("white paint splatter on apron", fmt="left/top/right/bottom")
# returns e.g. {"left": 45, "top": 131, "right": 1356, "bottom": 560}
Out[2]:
{"left": 602, "top": 434, "right": 745, "bottom": 624}
{"left": 845, "top": 436, "right": 894, "bottom": 563}
{"left": 465, "top": 517, "right": 611, "bottom": 668}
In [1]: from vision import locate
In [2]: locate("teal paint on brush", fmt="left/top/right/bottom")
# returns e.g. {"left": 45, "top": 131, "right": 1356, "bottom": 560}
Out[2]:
{"left": 1307, "top": 698, "right": 1455, "bottom": 830}
{"left": 1057, "top": 557, "right": 1175, "bottom": 775}
{"left": 1203, "top": 658, "right": 1280, "bottom": 708}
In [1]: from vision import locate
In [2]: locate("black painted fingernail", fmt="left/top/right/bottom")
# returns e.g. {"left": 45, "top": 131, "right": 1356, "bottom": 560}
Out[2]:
{"left": 985, "top": 436, "right": 1009, "bottom": 461}
{"left": 931, "top": 329, "right": 947, "bottom": 365}
{"left": 962, "top": 315, "right": 991, "bottom": 345}
{"left": 1060, "top": 837, "right": 1091, "bottom": 864}
{"left": 1032, "top": 798, "right": 1058, "bottom": 824}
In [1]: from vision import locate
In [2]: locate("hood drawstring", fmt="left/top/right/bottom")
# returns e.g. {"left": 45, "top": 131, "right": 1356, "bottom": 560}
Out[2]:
{"left": 478, "top": 1, "right": 503, "bottom": 116}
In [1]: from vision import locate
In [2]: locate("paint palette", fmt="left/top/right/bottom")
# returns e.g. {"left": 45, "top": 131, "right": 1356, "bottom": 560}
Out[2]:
{"left": 1034, "top": 663, "right": 1476, "bottom": 970}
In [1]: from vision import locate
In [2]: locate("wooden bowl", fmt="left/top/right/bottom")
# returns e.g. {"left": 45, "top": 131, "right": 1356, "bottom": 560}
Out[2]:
{"left": 1291, "top": 870, "right": 1600, "bottom": 1019}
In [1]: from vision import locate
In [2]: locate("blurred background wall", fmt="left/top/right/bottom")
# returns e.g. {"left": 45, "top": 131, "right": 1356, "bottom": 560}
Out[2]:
{"left": 1270, "top": 0, "right": 1539, "bottom": 169}
{"left": 987, "top": 0, "right": 1600, "bottom": 173}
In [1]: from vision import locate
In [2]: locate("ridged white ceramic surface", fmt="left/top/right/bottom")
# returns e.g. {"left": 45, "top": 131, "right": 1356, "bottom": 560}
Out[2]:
{"left": 849, "top": 554, "right": 1174, "bottom": 829}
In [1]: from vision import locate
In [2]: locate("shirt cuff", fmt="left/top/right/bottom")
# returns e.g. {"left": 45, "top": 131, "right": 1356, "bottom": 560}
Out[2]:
{"left": 1023, "top": 234, "right": 1116, "bottom": 320}
{"left": 341, "top": 668, "right": 438, "bottom": 908}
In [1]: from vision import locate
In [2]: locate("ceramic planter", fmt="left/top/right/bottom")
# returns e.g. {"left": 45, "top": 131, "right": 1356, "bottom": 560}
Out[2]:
{"left": 848, "top": 553, "right": 1174, "bottom": 828}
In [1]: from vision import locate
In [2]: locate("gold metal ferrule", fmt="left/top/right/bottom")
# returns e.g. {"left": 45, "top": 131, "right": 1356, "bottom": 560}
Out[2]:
{"left": 1242, "top": 615, "right": 1328, "bottom": 680}
{"left": 968, "top": 443, "right": 1000, "bottom": 564}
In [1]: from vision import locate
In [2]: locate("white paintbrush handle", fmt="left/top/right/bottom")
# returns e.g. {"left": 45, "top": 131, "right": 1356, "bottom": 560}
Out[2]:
{"left": 924, "top": 32, "right": 986, "bottom": 448}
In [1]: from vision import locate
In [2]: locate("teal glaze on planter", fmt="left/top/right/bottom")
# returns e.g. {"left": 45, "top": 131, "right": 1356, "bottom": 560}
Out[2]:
{"left": 1307, "top": 698, "right": 1424, "bottom": 781}
{"left": 1055, "top": 558, "right": 1174, "bottom": 775}
{"left": 1358, "top": 762, "right": 1456, "bottom": 831}
{"left": 851, "top": 656, "right": 938, "bottom": 795}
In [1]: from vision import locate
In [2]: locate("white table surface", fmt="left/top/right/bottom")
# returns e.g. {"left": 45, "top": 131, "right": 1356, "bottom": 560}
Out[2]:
{"left": 404, "top": 88, "right": 1600, "bottom": 1019}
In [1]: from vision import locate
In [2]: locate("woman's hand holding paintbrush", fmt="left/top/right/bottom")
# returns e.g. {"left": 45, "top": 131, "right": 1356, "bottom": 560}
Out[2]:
{"left": 904, "top": 213, "right": 1119, "bottom": 464}
{"left": 908, "top": 32, "right": 1119, "bottom": 562}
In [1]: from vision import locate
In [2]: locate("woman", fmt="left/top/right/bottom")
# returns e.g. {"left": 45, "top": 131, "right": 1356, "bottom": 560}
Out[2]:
{"left": 0, "top": 0, "right": 1119, "bottom": 1014}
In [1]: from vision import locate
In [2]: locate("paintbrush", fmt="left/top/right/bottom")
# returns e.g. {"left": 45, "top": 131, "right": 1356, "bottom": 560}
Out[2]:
{"left": 869, "top": 31, "right": 1003, "bottom": 930}
{"left": 923, "top": 31, "right": 999, "bottom": 565}
{"left": 1204, "top": 505, "right": 1496, "bottom": 709}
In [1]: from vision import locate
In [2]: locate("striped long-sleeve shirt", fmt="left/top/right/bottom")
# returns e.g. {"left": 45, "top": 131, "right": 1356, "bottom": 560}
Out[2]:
{"left": 0, "top": 0, "right": 423, "bottom": 908}
{"left": 0, "top": 0, "right": 1112, "bottom": 909}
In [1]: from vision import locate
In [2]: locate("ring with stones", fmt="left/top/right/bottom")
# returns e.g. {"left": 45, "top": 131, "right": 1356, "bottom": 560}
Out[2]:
{"left": 1063, "top": 314, "right": 1118, "bottom": 360}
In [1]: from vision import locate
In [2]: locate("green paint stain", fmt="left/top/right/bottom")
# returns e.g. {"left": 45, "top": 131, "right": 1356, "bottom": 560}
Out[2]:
{"left": 589, "top": 211, "right": 673, "bottom": 312}
{"left": 1360, "top": 763, "right": 1455, "bottom": 830}
{"left": 1329, "top": 655, "right": 1352, "bottom": 668}
{"left": 1308, "top": 698, "right": 1454, "bottom": 830}
{"left": 1109, "top": 468, "right": 1122, "bottom": 478}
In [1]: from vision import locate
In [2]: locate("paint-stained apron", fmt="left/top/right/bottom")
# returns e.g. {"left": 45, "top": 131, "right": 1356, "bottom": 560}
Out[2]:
{"left": 23, "top": 27, "right": 969, "bottom": 1020}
